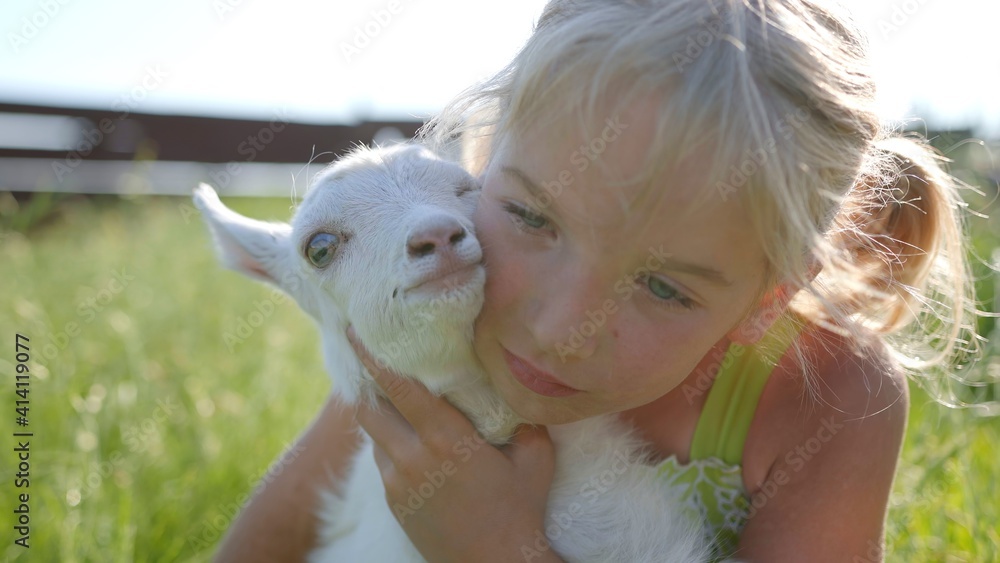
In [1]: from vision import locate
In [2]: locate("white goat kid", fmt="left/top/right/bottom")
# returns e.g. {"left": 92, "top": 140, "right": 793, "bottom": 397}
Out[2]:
{"left": 193, "top": 143, "right": 715, "bottom": 562}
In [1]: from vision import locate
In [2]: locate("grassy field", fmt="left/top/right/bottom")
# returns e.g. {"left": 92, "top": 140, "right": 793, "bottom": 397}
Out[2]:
{"left": 1, "top": 193, "right": 998, "bottom": 562}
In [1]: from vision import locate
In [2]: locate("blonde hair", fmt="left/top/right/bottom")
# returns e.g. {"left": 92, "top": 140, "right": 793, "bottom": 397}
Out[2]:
{"left": 419, "top": 0, "right": 990, "bottom": 406}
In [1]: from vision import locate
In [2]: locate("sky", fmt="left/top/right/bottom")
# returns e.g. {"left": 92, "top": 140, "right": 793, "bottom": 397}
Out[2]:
{"left": 1, "top": 0, "right": 998, "bottom": 135}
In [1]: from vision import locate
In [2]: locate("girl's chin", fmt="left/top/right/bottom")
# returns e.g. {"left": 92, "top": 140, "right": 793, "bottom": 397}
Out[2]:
{"left": 498, "top": 385, "right": 601, "bottom": 425}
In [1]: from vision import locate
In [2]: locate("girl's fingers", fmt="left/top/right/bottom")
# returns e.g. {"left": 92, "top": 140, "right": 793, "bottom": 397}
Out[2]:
{"left": 505, "top": 424, "right": 555, "bottom": 475}
{"left": 370, "top": 433, "right": 392, "bottom": 473}
{"left": 355, "top": 396, "right": 416, "bottom": 453}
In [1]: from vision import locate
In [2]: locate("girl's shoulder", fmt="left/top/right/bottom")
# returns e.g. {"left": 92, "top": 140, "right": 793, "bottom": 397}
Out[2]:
{"left": 742, "top": 322, "right": 910, "bottom": 496}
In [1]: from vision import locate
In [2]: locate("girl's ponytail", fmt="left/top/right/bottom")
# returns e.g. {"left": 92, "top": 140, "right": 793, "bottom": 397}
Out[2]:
{"left": 827, "top": 133, "right": 979, "bottom": 374}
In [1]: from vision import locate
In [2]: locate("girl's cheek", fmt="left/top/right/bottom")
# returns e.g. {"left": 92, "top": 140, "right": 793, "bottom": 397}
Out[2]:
{"left": 476, "top": 203, "right": 520, "bottom": 306}
{"left": 484, "top": 233, "right": 523, "bottom": 307}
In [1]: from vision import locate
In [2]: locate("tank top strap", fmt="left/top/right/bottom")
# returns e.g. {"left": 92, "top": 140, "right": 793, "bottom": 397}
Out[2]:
{"left": 688, "top": 312, "right": 807, "bottom": 466}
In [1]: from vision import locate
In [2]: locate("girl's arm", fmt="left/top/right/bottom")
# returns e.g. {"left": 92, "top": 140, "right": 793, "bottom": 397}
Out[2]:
{"left": 213, "top": 394, "right": 363, "bottom": 563}
{"left": 734, "top": 349, "right": 909, "bottom": 562}
{"left": 347, "top": 328, "right": 568, "bottom": 563}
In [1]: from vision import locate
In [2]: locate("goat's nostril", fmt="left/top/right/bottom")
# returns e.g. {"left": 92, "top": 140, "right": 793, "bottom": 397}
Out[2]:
{"left": 407, "top": 221, "right": 466, "bottom": 258}
{"left": 408, "top": 241, "right": 437, "bottom": 258}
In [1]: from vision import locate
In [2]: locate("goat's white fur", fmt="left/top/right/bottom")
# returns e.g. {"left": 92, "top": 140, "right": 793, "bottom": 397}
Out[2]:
{"left": 194, "top": 143, "right": 718, "bottom": 562}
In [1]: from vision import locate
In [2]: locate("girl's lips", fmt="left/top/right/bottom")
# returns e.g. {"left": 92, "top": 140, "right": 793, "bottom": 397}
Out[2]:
{"left": 502, "top": 349, "right": 581, "bottom": 398}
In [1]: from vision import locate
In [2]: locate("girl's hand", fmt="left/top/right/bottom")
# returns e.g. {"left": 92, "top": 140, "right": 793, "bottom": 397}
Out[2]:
{"left": 346, "top": 326, "right": 563, "bottom": 563}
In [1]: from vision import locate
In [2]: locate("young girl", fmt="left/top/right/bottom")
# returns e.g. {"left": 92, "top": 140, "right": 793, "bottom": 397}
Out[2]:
{"left": 214, "top": 0, "right": 980, "bottom": 561}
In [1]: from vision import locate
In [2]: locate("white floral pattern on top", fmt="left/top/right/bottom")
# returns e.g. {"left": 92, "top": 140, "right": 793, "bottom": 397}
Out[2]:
{"left": 655, "top": 454, "right": 750, "bottom": 560}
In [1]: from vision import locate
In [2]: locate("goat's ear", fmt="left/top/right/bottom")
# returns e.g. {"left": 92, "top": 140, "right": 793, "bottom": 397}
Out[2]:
{"left": 192, "top": 183, "right": 294, "bottom": 286}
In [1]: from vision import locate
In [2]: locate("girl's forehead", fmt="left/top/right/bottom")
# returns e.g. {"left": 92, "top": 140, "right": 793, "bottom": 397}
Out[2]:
{"left": 510, "top": 94, "right": 661, "bottom": 172}
{"left": 503, "top": 111, "right": 727, "bottom": 226}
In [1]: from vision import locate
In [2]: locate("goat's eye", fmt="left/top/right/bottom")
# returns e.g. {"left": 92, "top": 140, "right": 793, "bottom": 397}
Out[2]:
{"left": 305, "top": 232, "right": 340, "bottom": 268}
{"left": 455, "top": 180, "right": 478, "bottom": 197}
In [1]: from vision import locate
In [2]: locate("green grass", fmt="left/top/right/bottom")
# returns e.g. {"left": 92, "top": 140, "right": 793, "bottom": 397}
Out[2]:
{"left": 0, "top": 195, "right": 329, "bottom": 562}
{"left": 1, "top": 194, "right": 997, "bottom": 562}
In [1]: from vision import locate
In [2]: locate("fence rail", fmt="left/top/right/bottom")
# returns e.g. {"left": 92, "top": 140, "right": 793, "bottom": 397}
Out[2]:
{"left": 0, "top": 102, "right": 424, "bottom": 195}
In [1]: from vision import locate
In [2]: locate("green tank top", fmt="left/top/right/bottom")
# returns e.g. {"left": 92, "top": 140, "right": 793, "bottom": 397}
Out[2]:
{"left": 655, "top": 313, "right": 806, "bottom": 559}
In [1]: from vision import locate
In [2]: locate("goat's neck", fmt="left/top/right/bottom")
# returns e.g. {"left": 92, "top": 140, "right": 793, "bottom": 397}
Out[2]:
{"left": 439, "top": 371, "right": 526, "bottom": 446}
{"left": 325, "top": 307, "right": 527, "bottom": 444}
{"left": 397, "top": 310, "right": 526, "bottom": 445}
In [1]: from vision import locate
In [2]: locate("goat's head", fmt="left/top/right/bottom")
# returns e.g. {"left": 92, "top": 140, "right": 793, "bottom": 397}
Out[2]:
{"left": 193, "top": 143, "right": 486, "bottom": 404}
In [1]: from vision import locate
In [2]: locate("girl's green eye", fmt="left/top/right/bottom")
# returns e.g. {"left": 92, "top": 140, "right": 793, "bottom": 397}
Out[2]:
{"left": 641, "top": 274, "right": 696, "bottom": 310}
{"left": 520, "top": 210, "right": 547, "bottom": 229}
{"left": 306, "top": 232, "right": 340, "bottom": 268}
{"left": 503, "top": 203, "right": 549, "bottom": 230}
{"left": 646, "top": 276, "right": 677, "bottom": 300}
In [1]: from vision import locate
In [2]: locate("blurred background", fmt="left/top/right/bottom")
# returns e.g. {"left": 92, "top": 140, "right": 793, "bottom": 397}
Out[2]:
{"left": 1, "top": 0, "right": 998, "bottom": 561}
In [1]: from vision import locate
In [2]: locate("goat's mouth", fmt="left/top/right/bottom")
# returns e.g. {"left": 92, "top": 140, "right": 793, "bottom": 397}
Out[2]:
{"left": 401, "top": 263, "right": 483, "bottom": 299}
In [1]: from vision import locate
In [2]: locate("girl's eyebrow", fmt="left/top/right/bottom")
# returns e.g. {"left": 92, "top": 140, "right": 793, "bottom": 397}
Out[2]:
{"left": 658, "top": 256, "right": 733, "bottom": 288}
{"left": 501, "top": 165, "right": 733, "bottom": 289}
{"left": 501, "top": 166, "right": 564, "bottom": 215}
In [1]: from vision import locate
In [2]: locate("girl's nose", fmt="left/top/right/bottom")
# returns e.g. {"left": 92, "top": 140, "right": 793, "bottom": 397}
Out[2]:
{"left": 528, "top": 277, "right": 606, "bottom": 363}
